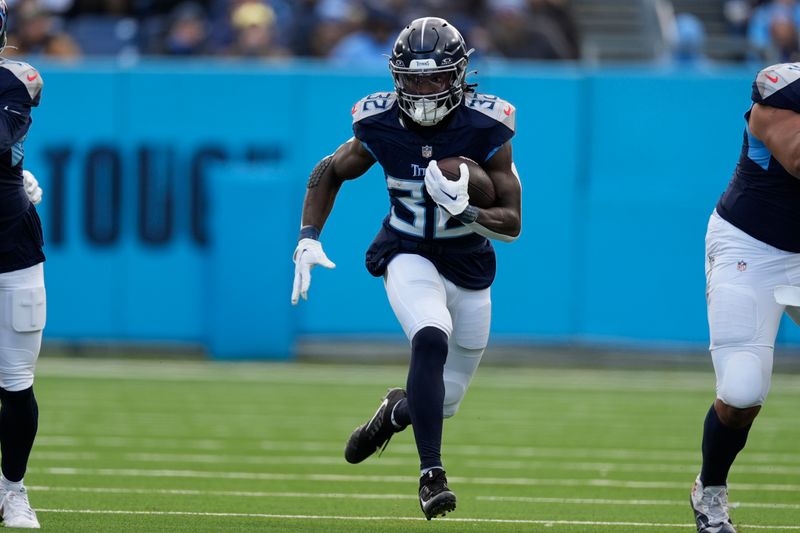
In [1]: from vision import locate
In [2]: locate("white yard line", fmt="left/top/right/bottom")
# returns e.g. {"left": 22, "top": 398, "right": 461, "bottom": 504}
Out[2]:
{"left": 477, "top": 495, "right": 800, "bottom": 510}
{"left": 112, "top": 451, "right": 800, "bottom": 475}
{"left": 28, "top": 485, "right": 414, "bottom": 500}
{"left": 34, "top": 436, "right": 800, "bottom": 464}
{"left": 122, "top": 452, "right": 408, "bottom": 467}
{"left": 26, "top": 485, "right": 800, "bottom": 510}
{"left": 39, "top": 358, "right": 800, "bottom": 394}
{"left": 463, "top": 459, "right": 800, "bottom": 475}
{"left": 34, "top": 452, "right": 98, "bottom": 460}
{"left": 31, "top": 508, "right": 800, "bottom": 529}
{"left": 28, "top": 467, "right": 800, "bottom": 492}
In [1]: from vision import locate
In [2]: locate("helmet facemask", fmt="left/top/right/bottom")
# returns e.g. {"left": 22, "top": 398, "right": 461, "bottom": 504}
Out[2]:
{"left": 390, "top": 56, "right": 469, "bottom": 126}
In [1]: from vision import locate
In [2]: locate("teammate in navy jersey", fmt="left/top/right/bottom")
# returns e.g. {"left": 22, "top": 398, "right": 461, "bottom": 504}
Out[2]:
{"left": 692, "top": 62, "right": 800, "bottom": 533}
{"left": 290, "top": 17, "right": 521, "bottom": 519}
{"left": 0, "top": 0, "right": 46, "bottom": 528}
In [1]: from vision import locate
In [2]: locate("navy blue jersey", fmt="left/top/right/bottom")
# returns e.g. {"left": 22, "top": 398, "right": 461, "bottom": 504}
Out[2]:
{"left": 0, "top": 59, "right": 44, "bottom": 273}
{"left": 717, "top": 63, "right": 800, "bottom": 252}
{"left": 352, "top": 91, "right": 516, "bottom": 289}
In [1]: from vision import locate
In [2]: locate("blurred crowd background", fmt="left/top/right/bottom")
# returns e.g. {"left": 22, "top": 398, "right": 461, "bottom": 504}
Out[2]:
{"left": 4, "top": 0, "right": 800, "bottom": 66}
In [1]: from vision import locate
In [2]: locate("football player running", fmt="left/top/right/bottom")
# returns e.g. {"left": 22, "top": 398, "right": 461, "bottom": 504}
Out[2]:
{"left": 0, "top": 0, "right": 46, "bottom": 528}
{"left": 692, "top": 62, "right": 800, "bottom": 533}
{"left": 291, "top": 17, "right": 521, "bottom": 520}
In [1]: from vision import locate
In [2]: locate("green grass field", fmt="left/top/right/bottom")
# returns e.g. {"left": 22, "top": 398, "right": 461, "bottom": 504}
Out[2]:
{"left": 23, "top": 356, "right": 800, "bottom": 531}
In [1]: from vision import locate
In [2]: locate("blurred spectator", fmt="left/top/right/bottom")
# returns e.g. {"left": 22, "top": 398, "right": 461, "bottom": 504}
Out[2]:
{"left": 748, "top": 0, "right": 800, "bottom": 60}
{"left": 724, "top": 0, "right": 752, "bottom": 35}
{"left": 7, "top": 1, "right": 81, "bottom": 58}
{"left": 286, "top": 0, "right": 352, "bottom": 58}
{"left": 766, "top": 11, "right": 800, "bottom": 61}
{"left": 286, "top": 0, "right": 321, "bottom": 56}
{"left": 66, "top": 0, "right": 131, "bottom": 16}
{"left": 487, "top": 0, "right": 579, "bottom": 60}
{"left": 462, "top": 23, "right": 501, "bottom": 61}
{"left": 529, "top": 0, "right": 580, "bottom": 59}
{"left": 223, "top": 1, "right": 289, "bottom": 58}
{"left": 160, "top": 2, "right": 209, "bottom": 55}
{"left": 669, "top": 12, "right": 711, "bottom": 67}
{"left": 328, "top": 4, "right": 398, "bottom": 66}
{"left": 7, "top": 0, "right": 73, "bottom": 14}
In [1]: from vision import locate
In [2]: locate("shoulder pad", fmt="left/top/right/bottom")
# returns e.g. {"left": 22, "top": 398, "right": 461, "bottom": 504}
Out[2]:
{"left": 351, "top": 92, "right": 396, "bottom": 124}
{"left": 753, "top": 63, "right": 800, "bottom": 102}
{"left": 464, "top": 93, "right": 515, "bottom": 132}
{"left": 0, "top": 59, "right": 42, "bottom": 102}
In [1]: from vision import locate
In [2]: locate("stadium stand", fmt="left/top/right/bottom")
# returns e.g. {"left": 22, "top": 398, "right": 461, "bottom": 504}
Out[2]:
{"left": 670, "top": 0, "right": 750, "bottom": 61}
{"left": 572, "top": 0, "right": 669, "bottom": 62}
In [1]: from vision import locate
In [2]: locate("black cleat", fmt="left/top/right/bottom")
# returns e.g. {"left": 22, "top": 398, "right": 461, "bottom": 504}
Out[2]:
{"left": 419, "top": 469, "right": 457, "bottom": 520}
{"left": 344, "top": 388, "right": 407, "bottom": 464}
{"left": 690, "top": 476, "right": 737, "bottom": 533}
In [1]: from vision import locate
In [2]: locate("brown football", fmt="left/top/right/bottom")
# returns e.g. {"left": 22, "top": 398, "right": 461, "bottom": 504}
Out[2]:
{"left": 437, "top": 156, "right": 496, "bottom": 209}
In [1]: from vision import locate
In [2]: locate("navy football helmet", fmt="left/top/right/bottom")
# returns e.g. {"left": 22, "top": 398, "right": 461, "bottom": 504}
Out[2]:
{"left": 389, "top": 17, "right": 473, "bottom": 126}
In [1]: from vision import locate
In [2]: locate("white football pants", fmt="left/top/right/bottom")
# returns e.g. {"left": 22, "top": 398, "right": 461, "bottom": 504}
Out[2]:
{"left": 384, "top": 253, "right": 491, "bottom": 417}
{"left": 0, "top": 263, "right": 45, "bottom": 391}
{"left": 705, "top": 211, "right": 800, "bottom": 408}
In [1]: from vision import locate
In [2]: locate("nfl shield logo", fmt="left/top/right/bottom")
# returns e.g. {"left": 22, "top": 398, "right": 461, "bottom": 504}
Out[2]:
{"left": 737, "top": 260, "right": 747, "bottom": 272}
{"left": 421, "top": 145, "right": 433, "bottom": 158}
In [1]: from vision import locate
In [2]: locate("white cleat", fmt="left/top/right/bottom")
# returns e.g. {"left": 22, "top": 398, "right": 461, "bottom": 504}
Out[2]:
{"left": 0, "top": 487, "right": 40, "bottom": 528}
{"left": 690, "top": 475, "right": 735, "bottom": 533}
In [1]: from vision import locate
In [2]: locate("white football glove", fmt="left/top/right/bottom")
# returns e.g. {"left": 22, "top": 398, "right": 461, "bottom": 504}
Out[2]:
{"left": 291, "top": 238, "right": 336, "bottom": 305}
{"left": 22, "top": 170, "right": 42, "bottom": 205}
{"left": 424, "top": 159, "right": 469, "bottom": 216}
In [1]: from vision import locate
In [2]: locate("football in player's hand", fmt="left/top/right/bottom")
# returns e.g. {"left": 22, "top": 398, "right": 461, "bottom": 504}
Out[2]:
{"left": 437, "top": 156, "right": 496, "bottom": 209}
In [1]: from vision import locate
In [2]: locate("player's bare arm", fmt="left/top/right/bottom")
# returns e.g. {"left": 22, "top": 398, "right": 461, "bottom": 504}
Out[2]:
{"left": 472, "top": 142, "right": 521, "bottom": 241}
{"left": 291, "top": 137, "right": 375, "bottom": 305}
{"left": 748, "top": 103, "right": 800, "bottom": 177}
{"left": 300, "top": 137, "right": 376, "bottom": 232}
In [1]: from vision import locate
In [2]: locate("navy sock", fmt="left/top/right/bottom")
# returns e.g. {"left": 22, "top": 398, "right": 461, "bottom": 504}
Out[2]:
{"left": 392, "top": 398, "right": 411, "bottom": 429}
{"left": 406, "top": 327, "right": 448, "bottom": 471}
{"left": 0, "top": 387, "right": 38, "bottom": 482}
{"left": 700, "top": 403, "right": 751, "bottom": 487}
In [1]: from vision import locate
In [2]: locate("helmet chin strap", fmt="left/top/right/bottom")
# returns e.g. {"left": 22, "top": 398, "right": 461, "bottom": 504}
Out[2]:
{"left": 411, "top": 98, "right": 448, "bottom": 126}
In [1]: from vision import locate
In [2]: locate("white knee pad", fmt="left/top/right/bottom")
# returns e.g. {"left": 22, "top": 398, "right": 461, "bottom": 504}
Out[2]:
{"left": 442, "top": 343, "right": 484, "bottom": 418}
{"left": 0, "top": 267, "right": 45, "bottom": 392}
{"left": 712, "top": 347, "right": 772, "bottom": 408}
{"left": 0, "top": 346, "right": 39, "bottom": 391}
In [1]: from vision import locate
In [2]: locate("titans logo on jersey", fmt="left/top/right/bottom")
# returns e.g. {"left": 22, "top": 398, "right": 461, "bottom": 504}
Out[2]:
{"left": 716, "top": 63, "right": 800, "bottom": 252}
{"left": 0, "top": 58, "right": 44, "bottom": 273}
{"left": 353, "top": 91, "right": 515, "bottom": 289}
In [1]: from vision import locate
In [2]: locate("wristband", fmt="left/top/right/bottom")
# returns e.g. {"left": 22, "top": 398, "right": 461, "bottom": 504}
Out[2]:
{"left": 454, "top": 205, "right": 479, "bottom": 225}
{"left": 298, "top": 225, "right": 320, "bottom": 241}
